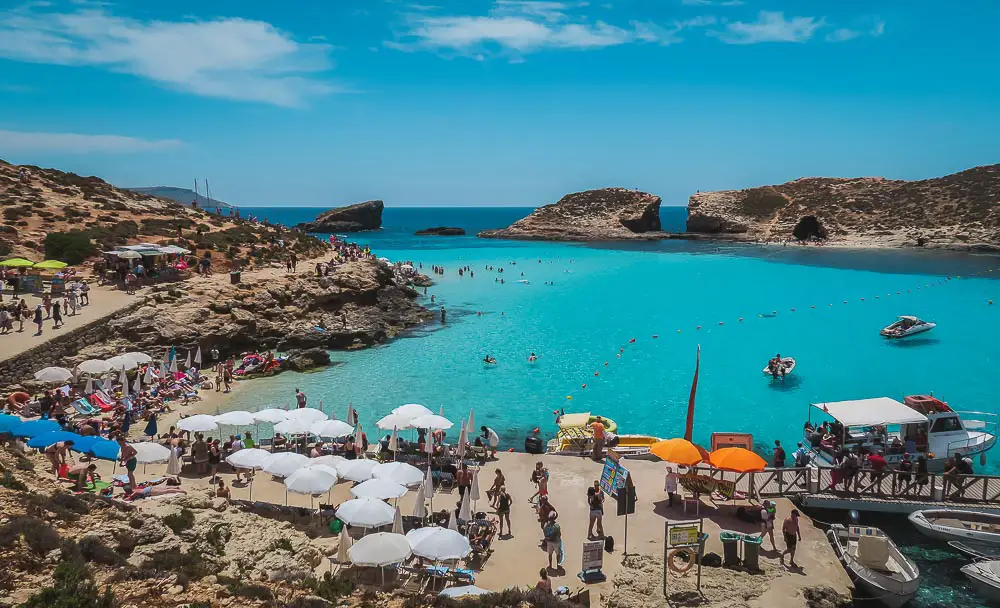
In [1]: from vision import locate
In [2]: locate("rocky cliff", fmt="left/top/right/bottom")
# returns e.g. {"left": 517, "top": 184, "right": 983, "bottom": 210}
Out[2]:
{"left": 415, "top": 226, "right": 465, "bottom": 236}
{"left": 686, "top": 165, "right": 1000, "bottom": 250}
{"left": 478, "top": 188, "right": 663, "bottom": 241}
{"left": 296, "top": 201, "right": 383, "bottom": 233}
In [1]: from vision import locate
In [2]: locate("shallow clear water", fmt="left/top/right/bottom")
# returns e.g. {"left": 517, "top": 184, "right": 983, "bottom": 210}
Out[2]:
{"left": 239, "top": 206, "right": 998, "bottom": 608}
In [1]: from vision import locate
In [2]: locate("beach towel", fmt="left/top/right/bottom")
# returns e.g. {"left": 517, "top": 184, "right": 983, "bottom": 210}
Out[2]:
{"left": 71, "top": 398, "right": 99, "bottom": 416}
{"left": 91, "top": 390, "right": 115, "bottom": 412}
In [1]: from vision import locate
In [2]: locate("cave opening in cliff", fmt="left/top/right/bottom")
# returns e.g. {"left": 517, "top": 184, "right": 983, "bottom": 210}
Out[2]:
{"left": 792, "top": 215, "right": 828, "bottom": 241}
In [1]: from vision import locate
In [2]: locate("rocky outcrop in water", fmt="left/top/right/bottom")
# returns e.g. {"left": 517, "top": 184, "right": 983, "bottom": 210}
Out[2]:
{"left": 686, "top": 164, "right": 1000, "bottom": 250}
{"left": 415, "top": 226, "right": 465, "bottom": 236}
{"left": 296, "top": 200, "right": 383, "bottom": 233}
{"left": 478, "top": 188, "right": 663, "bottom": 241}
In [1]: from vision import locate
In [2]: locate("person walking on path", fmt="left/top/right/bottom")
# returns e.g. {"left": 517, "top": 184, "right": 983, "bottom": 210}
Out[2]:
{"left": 781, "top": 509, "right": 802, "bottom": 568}
{"left": 208, "top": 439, "right": 221, "bottom": 482}
{"left": 51, "top": 299, "right": 63, "bottom": 329}
{"left": 542, "top": 512, "right": 563, "bottom": 570}
{"left": 487, "top": 468, "right": 505, "bottom": 506}
{"left": 192, "top": 433, "right": 209, "bottom": 475}
{"left": 760, "top": 500, "right": 778, "bottom": 550}
{"left": 33, "top": 304, "right": 43, "bottom": 335}
{"left": 456, "top": 463, "right": 472, "bottom": 498}
{"left": 665, "top": 465, "right": 679, "bottom": 507}
{"left": 42, "top": 294, "right": 51, "bottom": 319}
{"left": 496, "top": 486, "right": 512, "bottom": 538}
{"left": 587, "top": 482, "right": 604, "bottom": 538}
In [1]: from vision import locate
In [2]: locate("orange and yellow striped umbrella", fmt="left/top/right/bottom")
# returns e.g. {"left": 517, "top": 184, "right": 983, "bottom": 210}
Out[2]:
{"left": 649, "top": 438, "right": 709, "bottom": 466}
{"left": 708, "top": 447, "right": 767, "bottom": 473}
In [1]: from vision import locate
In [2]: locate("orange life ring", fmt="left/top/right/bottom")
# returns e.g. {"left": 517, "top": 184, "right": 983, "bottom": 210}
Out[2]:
{"left": 668, "top": 548, "right": 696, "bottom": 574}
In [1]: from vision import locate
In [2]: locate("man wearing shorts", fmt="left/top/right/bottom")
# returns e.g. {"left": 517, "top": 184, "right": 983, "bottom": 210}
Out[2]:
{"left": 590, "top": 417, "right": 606, "bottom": 461}
{"left": 117, "top": 435, "right": 138, "bottom": 489}
{"left": 68, "top": 463, "right": 99, "bottom": 491}
{"left": 781, "top": 509, "right": 802, "bottom": 568}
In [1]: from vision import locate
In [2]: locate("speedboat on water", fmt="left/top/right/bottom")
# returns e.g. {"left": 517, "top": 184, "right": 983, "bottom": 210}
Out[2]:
{"left": 961, "top": 560, "right": 1000, "bottom": 603}
{"left": 880, "top": 316, "right": 935, "bottom": 338}
{"left": 804, "top": 395, "right": 997, "bottom": 472}
{"left": 909, "top": 509, "right": 1000, "bottom": 545}
{"left": 827, "top": 524, "right": 920, "bottom": 608}
{"left": 763, "top": 357, "right": 796, "bottom": 378}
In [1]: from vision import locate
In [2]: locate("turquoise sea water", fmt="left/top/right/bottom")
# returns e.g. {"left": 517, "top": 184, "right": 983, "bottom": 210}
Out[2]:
{"left": 241, "top": 206, "right": 998, "bottom": 607}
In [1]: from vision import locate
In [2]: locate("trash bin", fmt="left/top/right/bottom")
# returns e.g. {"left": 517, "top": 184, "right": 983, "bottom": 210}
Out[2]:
{"left": 742, "top": 534, "right": 763, "bottom": 571}
{"left": 720, "top": 531, "right": 741, "bottom": 567}
{"left": 230, "top": 271, "right": 241, "bottom": 285}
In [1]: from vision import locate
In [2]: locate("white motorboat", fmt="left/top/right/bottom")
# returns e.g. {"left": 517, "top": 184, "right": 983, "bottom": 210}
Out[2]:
{"left": 880, "top": 316, "right": 935, "bottom": 338}
{"left": 827, "top": 524, "right": 920, "bottom": 608}
{"left": 763, "top": 357, "right": 796, "bottom": 377}
{"left": 909, "top": 509, "right": 1000, "bottom": 545}
{"left": 961, "top": 560, "right": 1000, "bottom": 603}
{"left": 804, "top": 395, "right": 997, "bottom": 472}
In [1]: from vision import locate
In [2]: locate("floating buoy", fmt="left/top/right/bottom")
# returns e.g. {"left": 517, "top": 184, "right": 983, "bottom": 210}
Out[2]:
{"left": 758, "top": 314, "right": 763, "bottom": 318}
{"left": 629, "top": 338, "right": 636, "bottom": 344}
{"left": 604, "top": 361, "right": 609, "bottom": 366}
{"left": 594, "top": 372, "right": 599, "bottom": 376}
{"left": 566, "top": 396, "right": 573, "bottom": 400}
{"left": 772, "top": 311, "right": 777, "bottom": 315}
{"left": 582, "top": 384, "right": 587, "bottom": 389}
{"left": 875, "top": 296, "right": 879, "bottom": 299}
{"left": 989, "top": 300, "right": 994, "bottom": 305}
{"left": 533, "top": 427, "right": 540, "bottom": 433}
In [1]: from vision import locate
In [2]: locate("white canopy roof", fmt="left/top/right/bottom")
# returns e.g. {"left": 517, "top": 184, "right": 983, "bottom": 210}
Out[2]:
{"left": 811, "top": 397, "right": 928, "bottom": 427}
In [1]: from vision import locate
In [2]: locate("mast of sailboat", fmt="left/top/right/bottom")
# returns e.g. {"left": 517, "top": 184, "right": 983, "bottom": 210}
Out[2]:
{"left": 192, "top": 178, "right": 200, "bottom": 207}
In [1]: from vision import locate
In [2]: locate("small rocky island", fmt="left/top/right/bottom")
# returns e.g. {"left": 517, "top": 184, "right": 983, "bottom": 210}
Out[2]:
{"left": 478, "top": 188, "right": 662, "bottom": 241}
{"left": 415, "top": 226, "right": 465, "bottom": 236}
{"left": 296, "top": 200, "right": 383, "bottom": 233}
{"left": 687, "top": 164, "right": 1000, "bottom": 250}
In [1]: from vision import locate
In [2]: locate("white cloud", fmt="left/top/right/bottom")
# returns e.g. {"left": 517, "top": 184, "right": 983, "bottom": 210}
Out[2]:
{"left": 826, "top": 28, "right": 860, "bottom": 43}
{"left": 0, "top": 7, "right": 337, "bottom": 107}
{"left": 386, "top": 0, "right": 710, "bottom": 56}
{"left": 825, "top": 17, "right": 885, "bottom": 43}
{"left": 0, "top": 130, "right": 182, "bottom": 153}
{"left": 681, "top": 0, "right": 742, "bottom": 6}
{"left": 710, "top": 11, "right": 823, "bottom": 44}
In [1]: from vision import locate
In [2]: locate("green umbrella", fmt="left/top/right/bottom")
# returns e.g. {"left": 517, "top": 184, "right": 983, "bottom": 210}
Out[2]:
{"left": 33, "top": 260, "right": 69, "bottom": 270}
{"left": 0, "top": 258, "right": 35, "bottom": 267}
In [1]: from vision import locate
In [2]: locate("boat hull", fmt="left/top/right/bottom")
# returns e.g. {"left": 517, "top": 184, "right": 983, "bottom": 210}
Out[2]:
{"left": 963, "top": 565, "right": 1000, "bottom": 602}
{"left": 762, "top": 358, "right": 796, "bottom": 377}
{"left": 909, "top": 510, "right": 1000, "bottom": 545}
{"left": 827, "top": 526, "right": 919, "bottom": 608}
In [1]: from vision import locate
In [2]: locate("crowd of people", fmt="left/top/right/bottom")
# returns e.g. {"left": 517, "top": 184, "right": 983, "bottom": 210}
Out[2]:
{"left": 0, "top": 273, "right": 91, "bottom": 337}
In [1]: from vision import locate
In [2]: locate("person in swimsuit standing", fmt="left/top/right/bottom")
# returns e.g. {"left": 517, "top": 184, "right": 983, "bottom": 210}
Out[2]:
{"left": 116, "top": 434, "right": 138, "bottom": 489}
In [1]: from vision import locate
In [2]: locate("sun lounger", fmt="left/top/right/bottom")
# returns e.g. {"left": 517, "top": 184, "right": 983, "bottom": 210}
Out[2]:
{"left": 91, "top": 391, "right": 115, "bottom": 412}
{"left": 71, "top": 398, "right": 100, "bottom": 416}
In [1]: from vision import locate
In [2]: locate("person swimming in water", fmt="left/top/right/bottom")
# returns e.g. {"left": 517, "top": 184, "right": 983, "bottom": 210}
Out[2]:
{"left": 528, "top": 352, "right": 537, "bottom": 363}
{"left": 483, "top": 354, "right": 497, "bottom": 364}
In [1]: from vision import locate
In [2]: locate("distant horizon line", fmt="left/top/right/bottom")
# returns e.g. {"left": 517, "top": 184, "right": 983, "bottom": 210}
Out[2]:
{"left": 238, "top": 204, "right": 690, "bottom": 209}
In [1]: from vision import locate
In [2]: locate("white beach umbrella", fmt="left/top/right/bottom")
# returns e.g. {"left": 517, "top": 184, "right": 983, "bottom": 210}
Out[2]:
{"left": 407, "top": 526, "right": 471, "bottom": 561}
{"left": 76, "top": 359, "right": 111, "bottom": 375}
{"left": 456, "top": 423, "right": 468, "bottom": 459}
{"left": 132, "top": 442, "right": 171, "bottom": 464}
{"left": 34, "top": 367, "right": 73, "bottom": 383}
{"left": 285, "top": 407, "right": 328, "bottom": 423}
{"left": 162, "top": 348, "right": 171, "bottom": 364}
{"left": 337, "top": 525, "right": 351, "bottom": 564}
{"left": 459, "top": 491, "right": 472, "bottom": 522}
{"left": 337, "top": 497, "right": 395, "bottom": 528}
{"left": 118, "top": 367, "right": 128, "bottom": 388}
{"left": 143, "top": 366, "right": 154, "bottom": 385}
{"left": 411, "top": 414, "right": 453, "bottom": 430}
{"left": 470, "top": 470, "right": 481, "bottom": 502}
{"left": 285, "top": 467, "right": 338, "bottom": 495}
{"left": 448, "top": 511, "right": 459, "bottom": 532}
{"left": 351, "top": 478, "right": 408, "bottom": 500}
{"left": 101, "top": 376, "right": 113, "bottom": 392}
{"left": 273, "top": 418, "right": 314, "bottom": 436}
{"left": 311, "top": 419, "right": 354, "bottom": 438}
{"left": 263, "top": 452, "right": 309, "bottom": 478}
{"left": 423, "top": 466, "right": 434, "bottom": 500}
{"left": 185, "top": 350, "right": 192, "bottom": 369}
{"left": 467, "top": 409, "right": 475, "bottom": 434}
{"left": 169, "top": 357, "right": 178, "bottom": 373}
{"left": 132, "top": 372, "right": 141, "bottom": 394}
{"left": 84, "top": 375, "right": 94, "bottom": 394}
{"left": 373, "top": 462, "right": 424, "bottom": 487}
{"left": 337, "top": 459, "right": 378, "bottom": 483}
{"left": 159, "top": 362, "right": 168, "bottom": 378}
{"left": 167, "top": 446, "right": 182, "bottom": 476}
{"left": 392, "top": 506, "right": 404, "bottom": 534}
{"left": 302, "top": 463, "right": 341, "bottom": 478}
{"left": 349, "top": 532, "right": 411, "bottom": 567}
{"left": 424, "top": 435, "right": 435, "bottom": 456}
{"left": 346, "top": 403, "right": 356, "bottom": 425}
{"left": 214, "top": 410, "right": 257, "bottom": 426}
{"left": 439, "top": 586, "right": 490, "bottom": 599}
{"left": 177, "top": 414, "right": 218, "bottom": 433}
{"left": 376, "top": 413, "right": 413, "bottom": 430}
{"left": 194, "top": 346, "right": 203, "bottom": 366}
{"left": 393, "top": 403, "right": 433, "bottom": 419}
{"left": 310, "top": 454, "right": 346, "bottom": 469}
{"left": 106, "top": 355, "right": 137, "bottom": 371}
{"left": 439, "top": 405, "right": 444, "bottom": 416}
{"left": 226, "top": 448, "right": 272, "bottom": 470}
{"left": 252, "top": 408, "right": 289, "bottom": 424}
{"left": 412, "top": 483, "right": 427, "bottom": 519}
{"left": 388, "top": 427, "right": 399, "bottom": 452}
{"left": 124, "top": 352, "right": 152, "bottom": 366}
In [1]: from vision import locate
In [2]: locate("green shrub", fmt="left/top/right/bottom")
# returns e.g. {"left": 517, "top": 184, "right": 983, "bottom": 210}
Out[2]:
{"left": 0, "top": 517, "right": 62, "bottom": 555}
{"left": 218, "top": 575, "right": 274, "bottom": 601}
{"left": 269, "top": 537, "right": 294, "bottom": 553}
{"left": 163, "top": 508, "right": 196, "bottom": 534}
{"left": 75, "top": 537, "right": 124, "bottom": 566}
{"left": 136, "top": 547, "right": 209, "bottom": 580}
{"left": 301, "top": 571, "right": 355, "bottom": 601}
{"left": 44, "top": 231, "right": 94, "bottom": 265}
{"left": 21, "top": 555, "right": 115, "bottom": 608}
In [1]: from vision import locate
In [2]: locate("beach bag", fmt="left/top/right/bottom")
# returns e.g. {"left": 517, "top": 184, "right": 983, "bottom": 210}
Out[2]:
{"left": 604, "top": 536, "right": 615, "bottom": 552}
{"left": 57, "top": 464, "right": 70, "bottom": 479}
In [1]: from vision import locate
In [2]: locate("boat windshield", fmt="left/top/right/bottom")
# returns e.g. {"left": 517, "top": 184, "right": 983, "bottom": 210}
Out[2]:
{"left": 930, "top": 416, "right": 964, "bottom": 433}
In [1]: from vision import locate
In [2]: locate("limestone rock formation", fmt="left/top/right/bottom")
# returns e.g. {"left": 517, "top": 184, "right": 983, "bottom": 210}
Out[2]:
{"left": 478, "top": 188, "right": 663, "bottom": 241}
{"left": 686, "top": 164, "right": 1000, "bottom": 250}
{"left": 296, "top": 200, "right": 383, "bottom": 233}
{"left": 415, "top": 226, "right": 466, "bottom": 236}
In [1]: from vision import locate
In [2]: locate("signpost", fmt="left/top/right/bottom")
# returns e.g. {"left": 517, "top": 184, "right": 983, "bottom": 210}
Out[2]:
{"left": 579, "top": 539, "right": 606, "bottom": 583}
{"left": 601, "top": 452, "right": 636, "bottom": 555}
{"left": 663, "top": 518, "right": 705, "bottom": 596}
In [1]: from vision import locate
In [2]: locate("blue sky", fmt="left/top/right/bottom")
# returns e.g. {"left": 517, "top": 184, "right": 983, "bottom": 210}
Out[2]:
{"left": 0, "top": 0, "right": 997, "bottom": 207}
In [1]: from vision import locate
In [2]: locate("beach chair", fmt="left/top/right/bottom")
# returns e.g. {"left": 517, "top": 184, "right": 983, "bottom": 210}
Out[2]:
{"left": 71, "top": 398, "right": 100, "bottom": 416}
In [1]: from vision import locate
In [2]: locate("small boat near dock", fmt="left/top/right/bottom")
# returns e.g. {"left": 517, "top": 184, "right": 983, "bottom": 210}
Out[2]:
{"left": 961, "top": 560, "right": 1000, "bottom": 603}
{"left": 827, "top": 524, "right": 920, "bottom": 608}
{"left": 909, "top": 509, "right": 1000, "bottom": 544}
{"left": 880, "top": 315, "right": 936, "bottom": 338}
{"left": 948, "top": 540, "right": 1000, "bottom": 559}
{"left": 546, "top": 412, "right": 661, "bottom": 458}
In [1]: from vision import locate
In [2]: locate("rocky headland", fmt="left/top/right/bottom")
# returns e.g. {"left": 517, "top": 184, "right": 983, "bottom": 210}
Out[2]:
{"left": 478, "top": 188, "right": 663, "bottom": 241}
{"left": 415, "top": 226, "right": 465, "bottom": 236}
{"left": 296, "top": 201, "right": 383, "bottom": 233}
{"left": 687, "top": 164, "right": 1000, "bottom": 250}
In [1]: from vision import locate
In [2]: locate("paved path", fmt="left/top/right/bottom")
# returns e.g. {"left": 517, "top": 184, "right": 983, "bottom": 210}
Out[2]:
{"left": 0, "top": 285, "right": 136, "bottom": 363}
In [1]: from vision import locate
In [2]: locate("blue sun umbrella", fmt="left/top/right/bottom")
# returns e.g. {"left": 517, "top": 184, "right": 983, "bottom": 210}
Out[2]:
{"left": 88, "top": 438, "right": 121, "bottom": 461}
{"left": 10, "top": 419, "right": 61, "bottom": 438}
{"left": 0, "top": 413, "right": 21, "bottom": 434}
{"left": 71, "top": 435, "right": 101, "bottom": 453}
{"left": 26, "top": 431, "right": 82, "bottom": 449}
